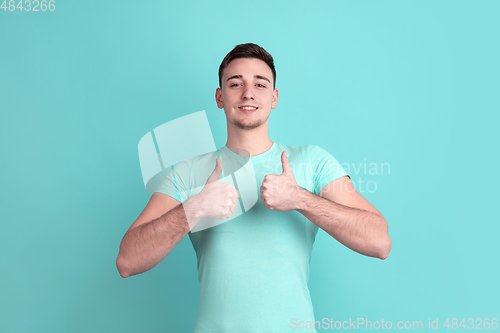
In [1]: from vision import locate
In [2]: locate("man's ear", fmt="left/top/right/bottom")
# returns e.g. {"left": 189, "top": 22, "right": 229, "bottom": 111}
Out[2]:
{"left": 215, "top": 87, "right": 224, "bottom": 109}
{"left": 271, "top": 88, "right": 279, "bottom": 109}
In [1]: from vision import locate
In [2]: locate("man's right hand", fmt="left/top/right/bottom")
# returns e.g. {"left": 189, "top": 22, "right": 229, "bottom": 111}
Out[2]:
{"left": 188, "top": 158, "right": 240, "bottom": 221}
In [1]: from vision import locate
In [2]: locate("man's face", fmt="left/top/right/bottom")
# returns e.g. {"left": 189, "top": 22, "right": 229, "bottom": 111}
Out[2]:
{"left": 216, "top": 58, "right": 278, "bottom": 130}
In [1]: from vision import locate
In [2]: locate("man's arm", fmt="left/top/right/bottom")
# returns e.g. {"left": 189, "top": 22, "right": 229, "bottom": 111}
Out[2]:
{"left": 295, "top": 175, "right": 391, "bottom": 259}
{"left": 260, "top": 151, "right": 391, "bottom": 259}
{"left": 116, "top": 157, "right": 239, "bottom": 278}
{"left": 116, "top": 193, "right": 203, "bottom": 278}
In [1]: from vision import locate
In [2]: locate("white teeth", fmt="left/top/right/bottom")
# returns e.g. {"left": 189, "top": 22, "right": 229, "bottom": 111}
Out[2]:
{"left": 240, "top": 107, "right": 257, "bottom": 110}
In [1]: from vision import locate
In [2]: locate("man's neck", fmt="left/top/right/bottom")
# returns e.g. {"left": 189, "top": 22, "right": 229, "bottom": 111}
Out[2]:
{"left": 225, "top": 136, "right": 274, "bottom": 157}
{"left": 225, "top": 117, "right": 275, "bottom": 157}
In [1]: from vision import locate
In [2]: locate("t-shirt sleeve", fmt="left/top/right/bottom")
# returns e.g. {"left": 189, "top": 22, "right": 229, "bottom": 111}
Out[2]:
{"left": 307, "top": 144, "right": 351, "bottom": 195}
{"left": 153, "top": 164, "right": 185, "bottom": 203}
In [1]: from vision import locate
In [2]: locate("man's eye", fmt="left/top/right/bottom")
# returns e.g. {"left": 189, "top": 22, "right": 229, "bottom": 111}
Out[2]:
{"left": 256, "top": 84, "right": 266, "bottom": 88}
{"left": 230, "top": 83, "right": 240, "bottom": 87}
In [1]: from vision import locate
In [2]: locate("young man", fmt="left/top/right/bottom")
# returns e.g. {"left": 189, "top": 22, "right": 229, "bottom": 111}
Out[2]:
{"left": 116, "top": 43, "right": 391, "bottom": 332}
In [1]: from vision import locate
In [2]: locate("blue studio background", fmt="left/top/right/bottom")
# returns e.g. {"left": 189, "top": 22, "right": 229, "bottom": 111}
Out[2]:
{"left": 1, "top": 1, "right": 499, "bottom": 332}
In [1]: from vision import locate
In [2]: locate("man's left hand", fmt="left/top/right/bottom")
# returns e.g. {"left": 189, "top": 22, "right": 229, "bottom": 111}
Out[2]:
{"left": 260, "top": 150, "right": 304, "bottom": 211}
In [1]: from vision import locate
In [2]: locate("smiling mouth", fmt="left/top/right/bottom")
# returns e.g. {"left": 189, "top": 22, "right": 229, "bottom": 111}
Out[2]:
{"left": 238, "top": 106, "right": 258, "bottom": 114}
{"left": 238, "top": 106, "right": 258, "bottom": 110}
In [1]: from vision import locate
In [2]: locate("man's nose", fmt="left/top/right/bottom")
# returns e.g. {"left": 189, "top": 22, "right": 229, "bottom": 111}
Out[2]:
{"left": 241, "top": 86, "right": 254, "bottom": 99}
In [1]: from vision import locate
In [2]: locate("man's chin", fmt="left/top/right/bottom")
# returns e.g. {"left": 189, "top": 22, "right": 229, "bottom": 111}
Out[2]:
{"left": 234, "top": 121, "right": 262, "bottom": 130}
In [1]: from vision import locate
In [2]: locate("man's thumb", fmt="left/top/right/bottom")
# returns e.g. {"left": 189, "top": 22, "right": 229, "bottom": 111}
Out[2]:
{"left": 206, "top": 158, "right": 223, "bottom": 184}
{"left": 281, "top": 150, "right": 292, "bottom": 174}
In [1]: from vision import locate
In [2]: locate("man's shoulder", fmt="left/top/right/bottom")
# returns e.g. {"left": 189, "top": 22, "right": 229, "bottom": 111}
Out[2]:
{"left": 276, "top": 142, "right": 323, "bottom": 156}
{"left": 173, "top": 149, "right": 219, "bottom": 167}
{"left": 167, "top": 149, "right": 220, "bottom": 183}
{"left": 278, "top": 144, "right": 345, "bottom": 168}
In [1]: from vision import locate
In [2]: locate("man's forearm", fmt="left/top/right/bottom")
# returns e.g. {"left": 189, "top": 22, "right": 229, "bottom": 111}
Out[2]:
{"left": 116, "top": 199, "right": 202, "bottom": 278}
{"left": 295, "top": 188, "right": 391, "bottom": 259}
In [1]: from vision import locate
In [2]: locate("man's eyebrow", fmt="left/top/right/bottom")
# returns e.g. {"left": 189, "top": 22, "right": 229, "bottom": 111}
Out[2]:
{"left": 226, "top": 74, "right": 271, "bottom": 84}
{"left": 226, "top": 75, "right": 242, "bottom": 82}
{"left": 254, "top": 75, "right": 271, "bottom": 83}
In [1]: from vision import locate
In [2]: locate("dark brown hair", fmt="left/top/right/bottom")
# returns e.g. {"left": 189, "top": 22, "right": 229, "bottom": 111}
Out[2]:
{"left": 218, "top": 43, "right": 276, "bottom": 89}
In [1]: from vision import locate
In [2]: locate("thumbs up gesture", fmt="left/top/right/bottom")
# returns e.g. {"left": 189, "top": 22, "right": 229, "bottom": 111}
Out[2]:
{"left": 194, "top": 158, "right": 240, "bottom": 220}
{"left": 205, "top": 157, "right": 224, "bottom": 185}
{"left": 260, "top": 151, "right": 303, "bottom": 211}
